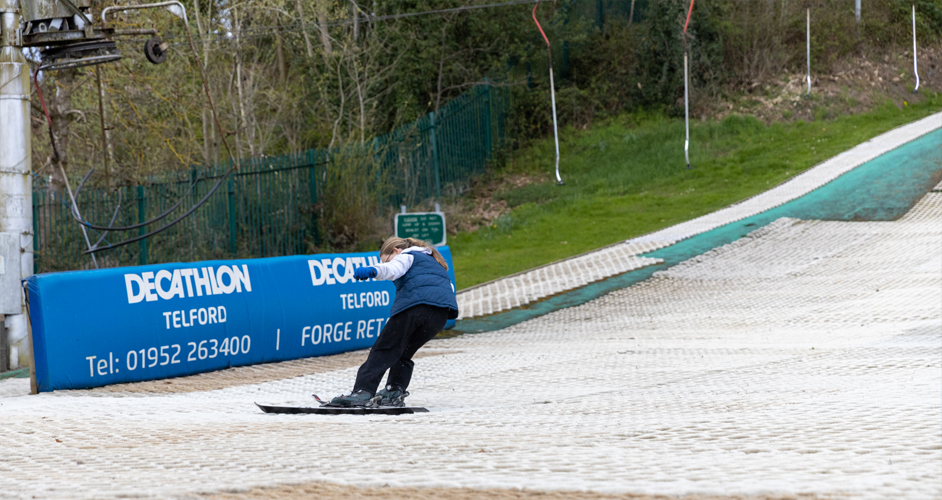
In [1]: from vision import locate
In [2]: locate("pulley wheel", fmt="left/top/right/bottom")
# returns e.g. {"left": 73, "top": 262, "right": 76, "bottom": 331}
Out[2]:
{"left": 144, "top": 37, "right": 168, "bottom": 65}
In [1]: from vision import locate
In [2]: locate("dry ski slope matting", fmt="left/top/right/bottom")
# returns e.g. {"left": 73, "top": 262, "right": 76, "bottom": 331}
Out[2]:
{"left": 0, "top": 115, "right": 940, "bottom": 500}
{"left": 455, "top": 112, "right": 941, "bottom": 322}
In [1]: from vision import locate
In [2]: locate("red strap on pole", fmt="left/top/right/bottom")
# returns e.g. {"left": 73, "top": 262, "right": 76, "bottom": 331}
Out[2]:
{"left": 34, "top": 68, "right": 52, "bottom": 128}
{"left": 34, "top": 67, "right": 61, "bottom": 161}
{"left": 533, "top": 2, "right": 550, "bottom": 48}
{"left": 683, "top": 0, "right": 695, "bottom": 34}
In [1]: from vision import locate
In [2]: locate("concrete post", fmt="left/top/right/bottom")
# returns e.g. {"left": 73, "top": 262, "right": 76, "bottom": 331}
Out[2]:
{"left": 0, "top": 1, "right": 34, "bottom": 371}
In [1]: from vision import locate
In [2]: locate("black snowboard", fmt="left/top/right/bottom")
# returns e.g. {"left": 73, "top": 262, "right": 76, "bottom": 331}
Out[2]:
{"left": 255, "top": 403, "right": 428, "bottom": 415}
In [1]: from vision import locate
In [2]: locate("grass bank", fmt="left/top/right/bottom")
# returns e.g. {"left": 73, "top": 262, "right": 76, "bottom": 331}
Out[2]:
{"left": 449, "top": 94, "right": 942, "bottom": 289}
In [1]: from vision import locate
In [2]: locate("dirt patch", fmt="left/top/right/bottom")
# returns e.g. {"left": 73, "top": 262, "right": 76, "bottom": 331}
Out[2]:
{"left": 198, "top": 482, "right": 832, "bottom": 500}
{"left": 443, "top": 173, "right": 547, "bottom": 234}
{"left": 711, "top": 46, "right": 941, "bottom": 124}
{"left": 81, "top": 349, "right": 457, "bottom": 395}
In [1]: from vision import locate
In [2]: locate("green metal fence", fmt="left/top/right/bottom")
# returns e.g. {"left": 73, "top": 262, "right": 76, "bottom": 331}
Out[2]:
{"left": 33, "top": 83, "right": 511, "bottom": 273}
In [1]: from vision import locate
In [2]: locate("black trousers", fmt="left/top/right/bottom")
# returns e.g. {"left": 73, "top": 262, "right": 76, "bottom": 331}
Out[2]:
{"left": 353, "top": 304, "right": 449, "bottom": 395}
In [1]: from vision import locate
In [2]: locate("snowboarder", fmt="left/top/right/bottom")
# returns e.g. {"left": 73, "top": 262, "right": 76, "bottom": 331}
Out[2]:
{"left": 325, "top": 237, "right": 459, "bottom": 407}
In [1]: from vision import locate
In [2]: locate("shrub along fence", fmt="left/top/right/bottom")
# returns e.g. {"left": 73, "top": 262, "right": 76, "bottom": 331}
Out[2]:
{"left": 34, "top": 83, "right": 511, "bottom": 273}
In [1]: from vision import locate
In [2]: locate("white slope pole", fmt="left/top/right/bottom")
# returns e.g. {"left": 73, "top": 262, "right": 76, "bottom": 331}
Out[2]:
{"left": 0, "top": 6, "right": 33, "bottom": 371}
{"left": 854, "top": 0, "right": 861, "bottom": 39}
{"left": 683, "top": 0, "right": 694, "bottom": 169}
{"left": 806, "top": 8, "right": 811, "bottom": 95}
{"left": 548, "top": 65, "right": 562, "bottom": 184}
{"left": 533, "top": 2, "right": 563, "bottom": 185}
{"left": 684, "top": 51, "right": 690, "bottom": 169}
{"left": 912, "top": 4, "right": 920, "bottom": 92}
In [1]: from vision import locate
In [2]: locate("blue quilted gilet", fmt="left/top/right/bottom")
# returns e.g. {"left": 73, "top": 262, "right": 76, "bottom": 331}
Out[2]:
{"left": 390, "top": 251, "right": 459, "bottom": 319}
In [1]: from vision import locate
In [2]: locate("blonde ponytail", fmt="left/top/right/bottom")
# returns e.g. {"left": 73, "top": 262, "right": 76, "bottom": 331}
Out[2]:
{"left": 380, "top": 236, "right": 449, "bottom": 271}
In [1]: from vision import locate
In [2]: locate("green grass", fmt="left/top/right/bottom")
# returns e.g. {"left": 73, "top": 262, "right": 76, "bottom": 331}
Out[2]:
{"left": 450, "top": 95, "right": 942, "bottom": 289}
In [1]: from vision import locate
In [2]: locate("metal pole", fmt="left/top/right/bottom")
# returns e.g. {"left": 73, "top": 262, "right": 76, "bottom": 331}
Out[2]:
{"left": 684, "top": 51, "right": 691, "bottom": 169}
{"left": 912, "top": 4, "right": 920, "bottom": 92}
{"left": 806, "top": 8, "right": 811, "bottom": 95}
{"left": 57, "top": 164, "right": 99, "bottom": 269}
{"left": 532, "top": 3, "right": 563, "bottom": 185}
{"left": 0, "top": 5, "right": 33, "bottom": 371}
{"left": 683, "top": 0, "right": 694, "bottom": 169}
{"left": 855, "top": 0, "right": 860, "bottom": 23}
{"left": 548, "top": 64, "right": 562, "bottom": 185}
{"left": 102, "top": 1, "right": 189, "bottom": 26}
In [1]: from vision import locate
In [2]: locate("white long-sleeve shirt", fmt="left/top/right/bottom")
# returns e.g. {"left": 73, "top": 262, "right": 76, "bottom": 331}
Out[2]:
{"left": 372, "top": 246, "right": 430, "bottom": 281}
{"left": 372, "top": 246, "right": 456, "bottom": 294}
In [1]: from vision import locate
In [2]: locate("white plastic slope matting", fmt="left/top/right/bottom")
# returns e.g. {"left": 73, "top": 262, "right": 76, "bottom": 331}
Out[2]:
{"left": 457, "top": 243, "right": 663, "bottom": 319}
{"left": 1, "top": 191, "right": 939, "bottom": 500}
{"left": 456, "top": 112, "right": 942, "bottom": 319}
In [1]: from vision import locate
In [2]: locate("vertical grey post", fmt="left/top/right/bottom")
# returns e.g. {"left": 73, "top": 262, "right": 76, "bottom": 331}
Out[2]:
{"left": 806, "top": 8, "right": 811, "bottom": 95}
{"left": 912, "top": 4, "right": 920, "bottom": 92}
{"left": 0, "top": 1, "right": 33, "bottom": 371}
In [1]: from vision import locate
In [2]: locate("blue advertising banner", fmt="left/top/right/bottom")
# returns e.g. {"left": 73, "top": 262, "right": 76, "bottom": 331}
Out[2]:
{"left": 25, "top": 247, "right": 457, "bottom": 392}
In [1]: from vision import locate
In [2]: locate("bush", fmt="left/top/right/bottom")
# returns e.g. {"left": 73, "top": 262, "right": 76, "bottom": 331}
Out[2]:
{"left": 317, "top": 150, "right": 383, "bottom": 251}
{"left": 508, "top": 0, "right": 941, "bottom": 139}
{"left": 633, "top": 0, "right": 726, "bottom": 112}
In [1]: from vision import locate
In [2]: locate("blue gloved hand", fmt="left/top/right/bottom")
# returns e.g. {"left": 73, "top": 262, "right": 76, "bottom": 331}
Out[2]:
{"left": 354, "top": 267, "right": 377, "bottom": 281}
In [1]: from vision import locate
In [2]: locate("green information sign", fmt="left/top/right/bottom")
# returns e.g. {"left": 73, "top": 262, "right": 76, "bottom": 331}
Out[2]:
{"left": 395, "top": 212, "right": 446, "bottom": 246}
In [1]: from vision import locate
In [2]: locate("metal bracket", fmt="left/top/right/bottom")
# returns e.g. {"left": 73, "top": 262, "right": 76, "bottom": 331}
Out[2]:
{"left": 102, "top": 1, "right": 188, "bottom": 28}
{"left": 55, "top": 0, "right": 94, "bottom": 38}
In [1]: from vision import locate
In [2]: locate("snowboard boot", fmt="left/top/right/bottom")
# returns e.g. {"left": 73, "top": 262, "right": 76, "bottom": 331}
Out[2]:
{"left": 376, "top": 385, "right": 409, "bottom": 407}
{"left": 327, "top": 389, "right": 376, "bottom": 407}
